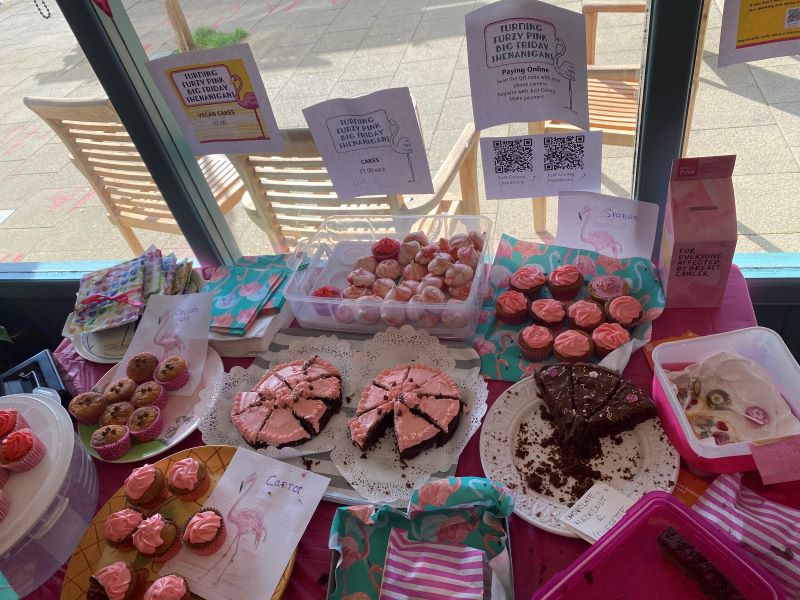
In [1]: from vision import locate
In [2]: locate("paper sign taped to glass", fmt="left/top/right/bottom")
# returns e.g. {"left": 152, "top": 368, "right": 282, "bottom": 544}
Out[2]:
{"left": 303, "top": 87, "right": 434, "bottom": 199}
{"left": 719, "top": 0, "right": 800, "bottom": 66}
{"left": 465, "top": 0, "right": 589, "bottom": 130}
{"left": 146, "top": 44, "right": 283, "bottom": 155}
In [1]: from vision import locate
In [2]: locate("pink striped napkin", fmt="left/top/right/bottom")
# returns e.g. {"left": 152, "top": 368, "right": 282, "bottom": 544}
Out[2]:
{"left": 693, "top": 473, "right": 800, "bottom": 597}
{"left": 379, "top": 528, "right": 488, "bottom": 600}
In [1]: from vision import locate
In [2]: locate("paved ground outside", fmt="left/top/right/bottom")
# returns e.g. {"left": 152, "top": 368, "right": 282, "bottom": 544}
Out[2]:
{"left": 0, "top": 0, "right": 797, "bottom": 262}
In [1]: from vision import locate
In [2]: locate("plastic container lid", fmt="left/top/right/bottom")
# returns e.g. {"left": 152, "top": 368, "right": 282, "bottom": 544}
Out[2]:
{"left": 0, "top": 390, "right": 75, "bottom": 555}
{"left": 534, "top": 492, "right": 784, "bottom": 599}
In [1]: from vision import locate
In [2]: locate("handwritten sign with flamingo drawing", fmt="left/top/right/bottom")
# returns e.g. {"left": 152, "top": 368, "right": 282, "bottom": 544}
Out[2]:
{"left": 556, "top": 191, "right": 660, "bottom": 260}
{"left": 466, "top": 0, "right": 589, "bottom": 130}
{"left": 146, "top": 44, "right": 282, "bottom": 155}
{"left": 303, "top": 88, "right": 434, "bottom": 199}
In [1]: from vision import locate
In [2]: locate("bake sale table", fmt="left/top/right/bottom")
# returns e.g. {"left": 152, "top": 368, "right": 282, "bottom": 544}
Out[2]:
{"left": 30, "top": 265, "right": 795, "bottom": 600}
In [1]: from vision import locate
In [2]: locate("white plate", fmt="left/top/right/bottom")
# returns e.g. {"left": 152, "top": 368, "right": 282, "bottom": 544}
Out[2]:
{"left": 480, "top": 376, "right": 680, "bottom": 537}
{"left": 77, "top": 346, "right": 223, "bottom": 463}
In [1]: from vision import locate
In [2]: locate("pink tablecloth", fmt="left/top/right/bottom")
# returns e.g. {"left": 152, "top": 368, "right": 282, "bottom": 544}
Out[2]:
{"left": 30, "top": 266, "right": 771, "bottom": 599}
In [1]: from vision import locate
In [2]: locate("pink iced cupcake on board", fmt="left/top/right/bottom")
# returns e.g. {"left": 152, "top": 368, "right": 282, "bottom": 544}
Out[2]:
{"left": 546, "top": 265, "right": 584, "bottom": 300}
{"left": 567, "top": 300, "right": 606, "bottom": 332}
{"left": 517, "top": 325, "right": 554, "bottom": 361}
{"left": 553, "top": 330, "right": 594, "bottom": 363}
{"left": 0, "top": 428, "right": 45, "bottom": 472}
{"left": 125, "top": 463, "right": 169, "bottom": 509}
{"left": 495, "top": 290, "right": 528, "bottom": 325}
{"left": 589, "top": 275, "right": 628, "bottom": 303}
{"left": 529, "top": 299, "right": 566, "bottom": 330}
{"left": 104, "top": 507, "right": 145, "bottom": 550}
{"left": 592, "top": 323, "right": 631, "bottom": 358}
{"left": 0, "top": 467, "right": 8, "bottom": 488}
{"left": 166, "top": 457, "right": 210, "bottom": 501}
{"left": 154, "top": 356, "right": 189, "bottom": 392}
{"left": 133, "top": 513, "right": 181, "bottom": 563}
{"left": 144, "top": 574, "right": 192, "bottom": 600}
{"left": 182, "top": 507, "right": 226, "bottom": 556}
{"left": 509, "top": 265, "right": 546, "bottom": 299}
{"left": 0, "top": 489, "right": 8, "bottom": 523}
{"left": 0, "top": 410, "right": 29, "bottom": 439}
{"left": 605, "top": 295, "right": 643, "bottom": 328}
{"left": 91, "top": 425, "right": 131, "bottom": 461}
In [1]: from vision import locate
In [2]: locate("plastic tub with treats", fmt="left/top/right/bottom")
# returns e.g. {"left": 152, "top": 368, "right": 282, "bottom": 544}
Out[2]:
{"left": 0, "top": 389, "right": 98, "bottom": 597}
{"left": 651, "top": 326, "right": 800, "bottom": 474}
{"left": 284, "top": 214, "right": 493, "bottom": 339}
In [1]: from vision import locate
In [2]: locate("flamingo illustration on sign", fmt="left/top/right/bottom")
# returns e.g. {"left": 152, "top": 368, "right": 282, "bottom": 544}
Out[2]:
{"left": 230, "top": 74, "right": 265, "bottom": 138}
{"left": 578, "top": 205, "right": 621, "bottom": 258}
{"left": 388, "top": 118, "right": 415, "bottom": 182}
{"left": 206, "top": 471, "right": 266, "bottom": 578}
{"left": 153, "top": 310, "right": 185, "bottom": 359}
{"left": 553, "top": 38, "right": 576, "bottom": 112}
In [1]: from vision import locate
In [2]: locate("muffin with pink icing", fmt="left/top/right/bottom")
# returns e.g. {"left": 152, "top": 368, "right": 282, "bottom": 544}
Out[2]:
{"left": 546, "top": 265, "right": 584, "bottom": 300}
{"left": 567, "top": 300, "right": 605, "bottom": 332}
{"left": 0, "top": 410, "right": 29, "bottom": 439}
{"left": 0, "top": 489, "right": 8, "bottom": 523}
{"left": 143, "top": 574, "right": 192, "bottom": 600}
{"left": 166, "top": 457, "right": 210, "bottom": 501}
{"left": 87, "top": 561, "right": 145, "bottom": 600}
{"left": 495, "top": 290, "right": 528, "bottom": 325}
{"left": 0, "top": 429, "right": 45, "bottom": 472}
{"left": 529, "top": 299, "right": 566, "bottom": 330}
{"left": 509, "top": 266, "right": 547, "bottom": 298}
{"left": 517, "top": 325, "right": 554, "bottom": 361}
{"left": 589, "top": 275, "right": 628, "bottom": 303}
{"left": 605, "top": 295, "right": 643, "bottom": 328}
{"left": 592, "top": 323, "right": 631, "bottom": 358}
{"left": 553, "top": 330, "right": 594, "bottom": 363}
{"left": 104, "top": 507, "right": 144, "bottom": 550}
{"left": 124, "top": 463, "right": 168, "bottom": 509}
{"left": 182, "top": 507, "right": 226, "bottom": 556}
{"left": 132, "top": 513, "right": 180, "bottom": 562}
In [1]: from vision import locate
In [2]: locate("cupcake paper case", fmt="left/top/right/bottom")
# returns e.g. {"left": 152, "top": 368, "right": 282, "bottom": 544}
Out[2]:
{"left": 0, "top": 428, "right": 46, "bottom": 472}
{"left": 131, "top": 381, "right": 167, "bottom": 410}
{"left": 182, "top": 507, "right": 226, "bottom": 556}
{"left": 154, "top": 356, "right": 189, "bottom": 392}
{"left": 128, "top": 406, "right": 163, "bottom": 442}
{"left": 91, "top": 425, "right": 132, "bottom": 461}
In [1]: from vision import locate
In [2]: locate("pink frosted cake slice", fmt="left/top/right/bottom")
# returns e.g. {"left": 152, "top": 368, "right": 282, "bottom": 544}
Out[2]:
{"left": 401, "top": 393, "right": 461, "bottom": 442}
{"left": 231, "top": 403, "right": 273, "bottom": 445}
{"left": 278, "top": 356, "right": 341, "bottom": 387}
{"left": 404, "top": 364, "right": 441, "bottom": 389}
{"left": 374, "top": 366, "right": 410, "bottom": 390}
{"left": 415, "top": 373, "right": 459, "bottom": 398}
{"left": 255, "top": 372, "right": 289, "bottom": 394}
{"left": 257, "top": 405, "right": 310, "bottom": 447}
{"left": 289, "top": 396, "right": 332, "bottom": 434}
{"left": 348, "top": 403, "right": 393, "bottom": 451}
{"left": 293, "top": 376, "right": 342, "bottom": 410}
{"left": 393, "top": 400, "right": 441, "bottom": 461}
{"left": 357, "top": 385, "right": 392, "bottom": 416}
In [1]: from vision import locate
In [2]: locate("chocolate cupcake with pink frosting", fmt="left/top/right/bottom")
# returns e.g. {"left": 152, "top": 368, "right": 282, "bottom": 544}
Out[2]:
{"left": 509, "top": 266, "right": 546, "bottom": 299}
{"left": 592, "top": 323, "right": 631, "bottom": 358}
{"left": 124, "top": 463, "right": 168, "bottom": 509}
{"left": 605, "top": 295, "right": 643, "bottom": 328}
{"left": 104, "top": 508, "right": 144, "bottom": 550}
{"left": 144, "top": 574, "right": 191, "bottom": 600}
{"left": 133, "top": 513, "right": 180, "bottom": 563}
{"left": 589, "top": 275, "right": 628, "bottom": 303}
{"left": 529, "top": 299, "right": 566, "bottom": 330}
{"left": 518, "top": 325, "right": 554, "bottom": 361}
{"left": 182, "top": 507, "right": 226, "bottom": 556}
{"left": 553, "top": 330, "right": 594, "bottom": 363}
{"left": 546, "top": 265, "right": 584, "bottom": 300}
{"left": 87, "top": 561, "right": 145, "bottom": 600}
{"left": 495, "top": 290, "right": 528, "bottom": 325}
{"left": 166, "top": 457, "right": 209, "bottom": 501}
{"left": 567, "top": 300, "right": 606, "bottom": 332}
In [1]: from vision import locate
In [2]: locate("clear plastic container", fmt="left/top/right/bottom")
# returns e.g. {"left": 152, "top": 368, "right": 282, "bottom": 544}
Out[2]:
{"left": 534, "top": 491, "right": 784, "bottom": 599}
{"left": 284, "top": 214, "right": 493, "bottom": 339}
{"left": 651, "top": 327, "right": 800, "bottom": 473}
{"left": 0, "top": 390, "right": 98, "bottom": 597}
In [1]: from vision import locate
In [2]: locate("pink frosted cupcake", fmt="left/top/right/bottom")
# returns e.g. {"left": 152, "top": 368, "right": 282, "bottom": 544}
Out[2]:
{"left": 125, "top": 463, "right": 168, "bottom": 509}
{"left": 128, "top": 407, "right": 163, "bottom": 442}
{"left": 182, "top": 507, "right": 226, "bottom": 556}
{"left": 0, "top": 410, "right": 29, "bottom": 439}
{"left": 605, "top": 295, "right": 643, "bottom": 328}
{"left": 104, "top": 507, "right": 145, "bottom": 550}
{"left": 0, "top": 429, "right": 46, "bottom": 472}
{"left": 553, "top": 330, "right": 594, "bottom": 363}
{"left": 0, "top": 467, "right": 8, "bottom": 488}
{"left": 592, "top": 323, "right": 631, "bottom": 358}
{"left": 91, "top": 425, "right": 131, "bottom": 461}
{"left": 133, "top": 513, "right": 181, "bottom": 563}
{"left": 567, "top": 300, "right": 606, "bottom": 332}
{"left": 517, "top": 325, "right": 554, "bottom": 361}
{"left": 509, "top": 265, "right": 547, "bottom": 298}
{"left": 154, "top": 356, "right": 189, "bottom": 391}
{"left": 495, "top": 290, "right": 528, "bottom": 325}
{"left": 88, "top": 561, "right": 145, "bottom": 600}
{"left": 166, "top": 457, "right": 210, "bottom": 501}
{"left": 529, "top": 299, "right": 566, "bottom": 330}
{"left": 546, "top": 265, "right": 584, "bottom": 300}
{"left": 0, "top": 489, "right": 8, "bottom": 522}
{"left": 144, "top": 574, "right": 192, "bottom": 600}
{"left": 131, "top": 381, "right": 167, "bottom": 410}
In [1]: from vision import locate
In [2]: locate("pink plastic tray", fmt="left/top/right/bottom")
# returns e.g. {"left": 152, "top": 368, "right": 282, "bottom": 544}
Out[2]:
{"left": 533, "top": 492, "right": 784, "bottom": 599}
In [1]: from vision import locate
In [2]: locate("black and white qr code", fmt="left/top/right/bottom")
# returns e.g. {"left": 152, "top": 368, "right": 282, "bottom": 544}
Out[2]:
{"left": 543, "top": 135, "right": 585, "bottom": 171}
{"left": 492, "top": 138, "right": 534, "bottom": 174}
{"left": 786, "top": 7, "right": 800, "bottom": 28}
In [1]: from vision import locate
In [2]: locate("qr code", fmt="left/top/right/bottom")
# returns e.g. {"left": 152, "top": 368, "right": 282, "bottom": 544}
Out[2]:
{"left": 543, "top": 135, "right": 585, "bottom": 171}
{"left": 786, "top": 7, "right": 800, "bottom": 27}
{"left": 492, "top": 138, "right": 534, "bottom": 173}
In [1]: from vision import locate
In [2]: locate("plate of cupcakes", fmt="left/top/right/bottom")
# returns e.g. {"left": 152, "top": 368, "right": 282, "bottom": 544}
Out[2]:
{"left": 60, "top": 445, "right": 294, "bottom": 600}
{"left": 69, "top": 348, "right": 223, "bottom": 463}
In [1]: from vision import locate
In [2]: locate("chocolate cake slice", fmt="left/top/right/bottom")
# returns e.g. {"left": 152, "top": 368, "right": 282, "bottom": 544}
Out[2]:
{"left": 256, "top": 404, "right": 311, "bottom": 448}
{"left": 276, "top": 356, "right": 340, "bottom": 388}
{"left": 374, "top": 365, "right": 410, "bottom": 390}
{"left": 348, "top": 403, "right": 393, "bottom": 451}
{"left": 357, "top": 384, "right": 393, "bottom": 416}
{"left": 231, "top": 402, "right": 273, "bottom": 445}
{"left": 393, "top": 400, "right": 442, "bottom": 460}
{"left": 534, "top": 363, "right": 574, "bottom": 437}
{"left": 567, "top": 363, "right": 621, "bottom": 442}
{"left": 289, "top": 395, "right": 333, "bottom": 435}
{"left": 231, "top": 390, "right": 267, "bottom": 415}
{"left": 657, "top": 527, "right": 745, "bottom": 600}
{"left": 414, "top": 373, "right": 460, "bottom": 398}
{"left": 293, "top": 376, "right": 342, "bottom": 410}
{"left": 404, "top": 364, "right": 441, "bottom": 389}
{"left": 587, "top": 380, "right": 656, "bottom": 439}
{"left": 400, "top": 392, "right": 461, "bottom": 444}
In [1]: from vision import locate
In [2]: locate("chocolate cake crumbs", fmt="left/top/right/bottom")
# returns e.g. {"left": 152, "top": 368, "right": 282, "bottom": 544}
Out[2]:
{"left": 301, "top": 457, "right": 314, "bottom": 470}
{"left": 360, "top": 453, "right": 367, "bottom": 459}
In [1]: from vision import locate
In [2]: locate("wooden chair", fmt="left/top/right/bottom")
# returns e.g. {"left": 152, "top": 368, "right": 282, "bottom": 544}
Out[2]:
{"left": 227, "top": 123, "right": 480, "bottom": 253}
{"left": 24, "top": 97, "right": 245, "bottom": 255}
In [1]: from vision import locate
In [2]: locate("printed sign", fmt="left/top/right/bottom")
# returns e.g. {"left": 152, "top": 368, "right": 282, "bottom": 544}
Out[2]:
{"left": 480, "top": 131, "right": 601, "bottom": 199}
{"left": 750, "top": 435, "right": 800, "bottom": 485}
{"left": 146, "top": 44, "right": 282, "bottom": 155}
{"left": 719, "top": 0, "right": 800, "bottom": 66}
{"left": 556, "top": 191, "right": 660, "bottom": 260}
{"left": 465, "top": 0, "right": 589, "bottom": 130}
{"left": 303, "top": 88, "right": 433, "bottom": 199}
{"left": 560, "top": 483, "right": 635, "bottom": 543}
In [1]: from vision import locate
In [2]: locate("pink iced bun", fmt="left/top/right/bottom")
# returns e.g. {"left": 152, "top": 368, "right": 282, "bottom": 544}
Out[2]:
{"left": 567, "top": 300, "right": 605, "bottom": 331}
{"left": 444, "top": 264, "right": 474, "bottom": 288}
{"left": 589, "top": 275, "right": 627, "bottom": 301}
{"left": 354, "top": 255, "right": 378, "bottom": 273}
{"left": 553, "top": 330, "right": 593, "bottom": 362}
{"left": 592, "top": 323, "right": 631, "bottom": 357}
{"left": 457, "top": 246, "right": 480, "bottom": 270}
{"left": 530, "top": 299, "right": 566, "bottom": 328}
{"left": 376, "top": 259, "right": 402, "bottom": 280}
{"left": 427, "top": 252, "right": 453, "bottom": 276}
{"left": 342, "top": 285, "right": 370, "bottom": 300}
{"left": 398, "top": 240, "right": 421, "bottom": 266}
{"left": 125, "top": 464, "right": 157, "bottom": 501}
{"left": 347, "top": 268, "right": 376, "bottom": 288}
{"left": 144, "top": 575, "right": 188, "bottom": 600}
{"left": 549, "top": 265, "right": 580, "bottom": 285}
{"left": 372, "top": 237, "right": 400, "bottom": 261}
{"left": 402, "top": 261, "right": 427, "bottom": 281}
{"left": 606, "top": 295, "right": 642, "bottom": 327}
{"left": 420, "top": 286, "right": 446, "bottom": 304}
{"left": 93, "top": 562, "right": 132, "bottom": 600}
{"left": 371, "top": 278, "right": 396, "bottom": 298}
{"left": 415, "top": 245, "right": 438, "bottom": 266}
{"left": 0, "top": 489, "right": 8, "bottom": 523}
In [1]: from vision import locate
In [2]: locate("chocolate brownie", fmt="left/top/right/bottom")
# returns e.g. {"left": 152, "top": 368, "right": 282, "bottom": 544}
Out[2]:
{"left": 534, "top": 363, "right": 574, "bottom": 439}
{"left": 587, "top": 380, "right": 656, "bottom": 439}
{"left": 569, "top": 363, "right": 621, "bottom": 441}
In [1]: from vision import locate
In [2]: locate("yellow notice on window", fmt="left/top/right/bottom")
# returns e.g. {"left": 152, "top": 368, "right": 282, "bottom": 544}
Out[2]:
{"left": 720, "top": 0, "right": 800, "bottom": 66}
{"left": 146, "top": 44, "right": 283, "bottom": 155}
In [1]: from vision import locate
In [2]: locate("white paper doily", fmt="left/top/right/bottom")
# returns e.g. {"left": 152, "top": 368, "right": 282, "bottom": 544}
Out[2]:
{"left": 480, "top": 377, "right": 680, "bottom": 537}
{"left": 197, "top": 335, "right": 355, "bottom": 459}
{"left": 331, "top": 326, "right": 488, "bottom": 505}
